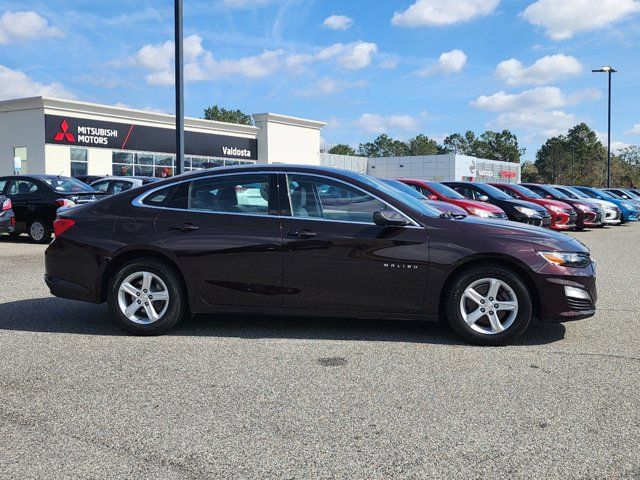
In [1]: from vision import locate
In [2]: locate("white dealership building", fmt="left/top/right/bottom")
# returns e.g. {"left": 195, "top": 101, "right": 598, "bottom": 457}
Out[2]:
{"left": 0, "top": 96, "right": 519, "bottom": 184}
{"left": 0, "top": 96, "right": 326, "bottom": 178}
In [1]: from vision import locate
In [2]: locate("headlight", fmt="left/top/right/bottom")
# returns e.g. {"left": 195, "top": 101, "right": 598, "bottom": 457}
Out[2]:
{"left": 514, "top": 205, "right": 538, "bottom": 217}
{"left": 548, "top": 205, "right": 564, "bottom": 213}
{"left": 538, "top": 251, "right": 591, "bottom": 268}
{"left": 623, "top": 202, "right": 635, "bottom": 209}
{"left": 468, "top": 207, "right": 492, "bottom": 218}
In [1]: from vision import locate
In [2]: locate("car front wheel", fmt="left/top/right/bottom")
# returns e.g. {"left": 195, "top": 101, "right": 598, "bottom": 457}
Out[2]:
{"left": 107, "top": 258, "right": 187, "bottom": 335}
{"left": 446, "top": 266, "right": 532, "bottom": 346}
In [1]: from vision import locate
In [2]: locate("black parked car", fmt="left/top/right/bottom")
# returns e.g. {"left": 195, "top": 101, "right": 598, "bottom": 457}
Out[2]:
{"left": 0, "top": 175, "right": 105, "bottom": 243}
{"left": 45, "top": 165, "right": 597, "bottom": 346}
{"left": 443, "top": 181, "right": 551, "bottom": 227}
{"left": 0, "top": 193, "right": 16, "bottom": 235}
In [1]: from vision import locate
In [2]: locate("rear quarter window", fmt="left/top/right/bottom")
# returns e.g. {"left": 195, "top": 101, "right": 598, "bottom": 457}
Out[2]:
{"left": 141, "top": 185, "right": 177, "bottom": 207}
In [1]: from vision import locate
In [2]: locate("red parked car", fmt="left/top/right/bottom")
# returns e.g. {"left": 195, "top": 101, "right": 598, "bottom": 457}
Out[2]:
{"left": 489, "top": 183, "right": 577, "bottom": 231}
{"left": 398, "top": 179, "right": 508, "bottom": 219}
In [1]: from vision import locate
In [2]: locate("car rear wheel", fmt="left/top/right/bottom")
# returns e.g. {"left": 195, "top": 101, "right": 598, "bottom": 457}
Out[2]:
{"left": 445, "top": 266, "right": 532, "bottom": 346}
{"left": 29, "top": 220, "right": 51, "bottom": 244}
{"left": 107, "top": 258, "right": 187, "bottom": 335}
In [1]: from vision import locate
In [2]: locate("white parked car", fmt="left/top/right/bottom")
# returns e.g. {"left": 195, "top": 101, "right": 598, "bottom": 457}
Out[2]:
{"left": 90, "top": 176, "right": 159, "bottom": 196}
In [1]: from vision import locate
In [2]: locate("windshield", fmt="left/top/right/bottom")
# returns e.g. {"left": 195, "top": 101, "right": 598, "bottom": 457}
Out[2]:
{"left": 42, "top": 177, "right": 95, "bottom": 193}
{"left": 379, "top": 179, "right": 426, "bottom": 200}
{"left": 540, "top": 185, "right": 569, "bottom": 199}
{"left": 476, "top": 183, "right": 513, "bottom": 200}
{"left": 557, "top": 186, "right": 587, "bottom": 199}
{"left": 358, "top": 175, "right": 440, "bottom": 218}
{"left": 425, "top": 181, "right": 465, "bottom": 200}
{"left": 509, "top": 184, "right": 542, "bottom": 199}
{"left": 603, "top": 190, "right": 622, "bottom": 199}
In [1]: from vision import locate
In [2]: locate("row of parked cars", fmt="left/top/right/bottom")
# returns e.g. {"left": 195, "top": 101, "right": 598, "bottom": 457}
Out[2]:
{"left": 0, "top": 175, "right": 157, "bottom": 243}
{"left": 385, "top": 178, "right": 639, "bottom": 231}
{"left": 1, "top": 171, "right": 638, "bottom": 243}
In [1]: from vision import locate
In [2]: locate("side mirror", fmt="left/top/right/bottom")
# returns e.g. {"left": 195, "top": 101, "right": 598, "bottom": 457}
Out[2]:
{"left": 545, "top": 195, "right": 553, "bottom": 199}
{"left": 478, "top": 195, "right": 489, "bottom": 202}
{"left": 373, "top": 210, "right": 410, "bottom": 227}
{"left": 428, "top": 194, "right": 438, "bottom": 201}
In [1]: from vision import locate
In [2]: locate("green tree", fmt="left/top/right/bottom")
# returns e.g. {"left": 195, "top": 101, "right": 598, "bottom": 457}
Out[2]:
{"left": 521, "top": 161, "right": 541, "bottom": 183}
{"left": 407, "top": 134, "right": 439, "bottom": 156}
{"left": 534, "top": 123, "right": 607, "bottom": 186}
{"left": 613, "top": 145, "right": 640, "bottom": 186}
{"left": 443, "top": 131, "right": 476, "bottom": 155}
{"left": 327, "top": 144, "right": 358, "bottom": 156}
{"left": 474, "top": 130, "right": 525, "bottom": 163}
{"left": 358, "top": 134, "right": 410, "bottom": 157}
{"left": 204, "top": 105, "right": 254, "bottom": 125}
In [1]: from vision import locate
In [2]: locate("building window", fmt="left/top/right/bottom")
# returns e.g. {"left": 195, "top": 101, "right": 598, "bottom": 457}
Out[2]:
{"left": 13, "top": 147, "right": 28, "bottom": 174}
{"left": 70, "top": 148, "right": 88, "bottom": 177}
{"left": 112, "top": 150, "right": 256, "bottom": 178}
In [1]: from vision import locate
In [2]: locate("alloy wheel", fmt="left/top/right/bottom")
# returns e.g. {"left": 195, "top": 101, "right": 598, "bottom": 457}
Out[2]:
{"left": 459, "top": 278, "right": 519, "bottom": 335}
{"left": 117, "top": 271, "right": 170, "bottom": 325}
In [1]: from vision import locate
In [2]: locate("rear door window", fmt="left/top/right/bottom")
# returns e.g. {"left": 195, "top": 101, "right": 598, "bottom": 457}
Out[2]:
{"left": 187, "top": 174, "right": 273, "bottom": 215}
{"left": 92, "top": 181, "right": 110, "bottom": 193}
{"left": 112, "top": 181, "right": 133, "bottom": 194}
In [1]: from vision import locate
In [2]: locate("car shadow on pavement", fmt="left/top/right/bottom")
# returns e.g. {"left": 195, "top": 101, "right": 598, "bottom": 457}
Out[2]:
{"left": 0, "top": 297, "right": 566, "bottom": 346}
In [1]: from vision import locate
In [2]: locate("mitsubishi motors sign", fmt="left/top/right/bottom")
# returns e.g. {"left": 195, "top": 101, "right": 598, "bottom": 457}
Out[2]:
{"left": 44, "top": 114, "right": 257, "bottom": 160}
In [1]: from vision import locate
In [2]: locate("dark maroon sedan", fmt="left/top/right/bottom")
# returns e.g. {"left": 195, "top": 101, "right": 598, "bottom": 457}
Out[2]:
{"left": 44, "top": 165, "right": 596, "bottom": 345}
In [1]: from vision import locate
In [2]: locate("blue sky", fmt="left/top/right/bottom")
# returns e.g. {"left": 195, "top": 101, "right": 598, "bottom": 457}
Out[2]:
{"left": 1, "top": 0, "right": 640, "bottom": 159}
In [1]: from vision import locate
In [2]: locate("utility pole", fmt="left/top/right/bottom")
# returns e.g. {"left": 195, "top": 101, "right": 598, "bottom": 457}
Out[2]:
{"left": 174, "top": 0, "right": 185, "bottom": 176}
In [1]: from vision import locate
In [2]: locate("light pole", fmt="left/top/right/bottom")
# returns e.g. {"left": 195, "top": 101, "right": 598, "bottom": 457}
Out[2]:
{"left": 592, "top": 65, "right": 616, "bottom": 187}
{"left": 174, "top": 0, "right": 185, "bottom": 176}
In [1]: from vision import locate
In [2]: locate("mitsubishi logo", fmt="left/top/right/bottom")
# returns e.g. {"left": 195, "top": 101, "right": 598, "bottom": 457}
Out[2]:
{"left": 54, "top": 120, "right": 75, "bottom": 143}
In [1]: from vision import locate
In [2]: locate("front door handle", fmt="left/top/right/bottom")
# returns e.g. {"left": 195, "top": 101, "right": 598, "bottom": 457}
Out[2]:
{"left": 287, "top": 229, "right": 317, "bottom": 239}
{"left": 170, "top": 223, "right": 200, "bottom": 232}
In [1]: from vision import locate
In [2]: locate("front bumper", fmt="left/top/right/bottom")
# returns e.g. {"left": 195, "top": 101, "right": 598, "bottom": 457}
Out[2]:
{"left": 583, "top": 211, "right": 604, "bottom": 227}
{"left": 534, "top": 265, "right": 597, "bottom": 323}
{"left": 604, "top": 209, "right": 622, "bottom": 224}
{"left": 551, "top": 211, "right": 577, "bottom": 230}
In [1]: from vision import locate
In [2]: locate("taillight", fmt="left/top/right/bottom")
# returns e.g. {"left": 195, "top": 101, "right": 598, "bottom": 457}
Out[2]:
{"left": 56, "top": 199, "right": 76, "bottom": 207}
{"left": 2, "top": 198, "right": 11, "bottom": 211}
{"left": 53, "top": 218, "right": 76, "bottom": 237}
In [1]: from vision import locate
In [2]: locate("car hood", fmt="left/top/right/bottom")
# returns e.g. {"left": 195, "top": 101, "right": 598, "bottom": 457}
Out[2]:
{"left": 587, "top": 198, "right": 618, "bottom": 209}
{"left": 427, "top": 200, "right": 467, "bottom": 216}
{"left": 537, "top": 198, "right": 573, "bottom": 210}
{"left": 456, "top": 198, "right": 504, "bottom": 213}
{"left": 451, "top": 215, "right": 588, "bottom": 253}
{"left": 507, "top": 199, "right": 549, "bottom": 215}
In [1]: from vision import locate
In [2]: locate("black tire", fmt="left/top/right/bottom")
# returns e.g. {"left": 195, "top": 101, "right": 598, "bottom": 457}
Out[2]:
{"left": 28, "top": 219, "right": 52, "bottom": 244}
{"left": 107, "top": 258, "right": 187, "bottom": 335}
{"left": 445, "top": 265, "right": 532, "bottom": 346}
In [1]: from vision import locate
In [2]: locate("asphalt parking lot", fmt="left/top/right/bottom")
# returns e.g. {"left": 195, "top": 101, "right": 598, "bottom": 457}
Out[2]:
{"left": 0, "top": 225, "right": 639, "bottom": 479}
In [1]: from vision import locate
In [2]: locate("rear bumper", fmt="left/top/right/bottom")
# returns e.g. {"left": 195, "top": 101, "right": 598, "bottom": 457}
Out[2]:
{"left": 0, "top": 210, "right": 15, "bottom": 233}
{"left": 44, "top": 274, "right": 100, "bottom": 303}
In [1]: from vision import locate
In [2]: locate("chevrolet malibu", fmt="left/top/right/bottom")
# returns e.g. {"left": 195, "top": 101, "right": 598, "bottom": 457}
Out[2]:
{"left": 45, "top": 165, "right": 597, "bottom": 346}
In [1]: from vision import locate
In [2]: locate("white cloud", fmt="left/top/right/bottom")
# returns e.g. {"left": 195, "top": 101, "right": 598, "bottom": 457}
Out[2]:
{"left": 0, "top": 65, "right": 74, "bottom": 100}
{"left": 129, "top": 36, "right": 379, "bottom": 84}
{"left": 418, "top": 49, "right": 468, "bottom": 75}
{"left": 392, "top": 0, "right": 500, "bottom": 27}
{"left": 472, "top": 86, "right": 602, "bottom": 139}
{"left": 316, "top": 41, "right": 379, "bottom": 69}
{"left": 378, "top": 55, "right": 399, "bottom": 69}
{"left": 496, "top": 54, "right": 582, "bottom": 86}
{"left": 489, "top": 110, "right": 578, "bottom": 138}
{"left": 0, "top": 11, "right": 63, "bottom": 44}
{"left": 296, "top": 77, "right": 367, "bottom": 97}
{"left": 322, "top": 15, "right": 354, "bottom": 30}
{"left": 471, "top": 86, "right": 600, "bottom": 112}
{"left": 626, "top": 124, "right": 640, "bottom": 135}
{"left": 522, "top": 0, "right": 640, "bottom": 40}
{"left": 357, "top": 113, "right": 418, "bottom": 133}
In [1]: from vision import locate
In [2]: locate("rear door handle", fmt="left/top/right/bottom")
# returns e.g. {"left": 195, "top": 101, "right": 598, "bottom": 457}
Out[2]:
{"left": 287, "top": 229, "right": 317, "bottom": 239}
{"left": 170, "top": 223, "right": 200, "bottom": 232}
